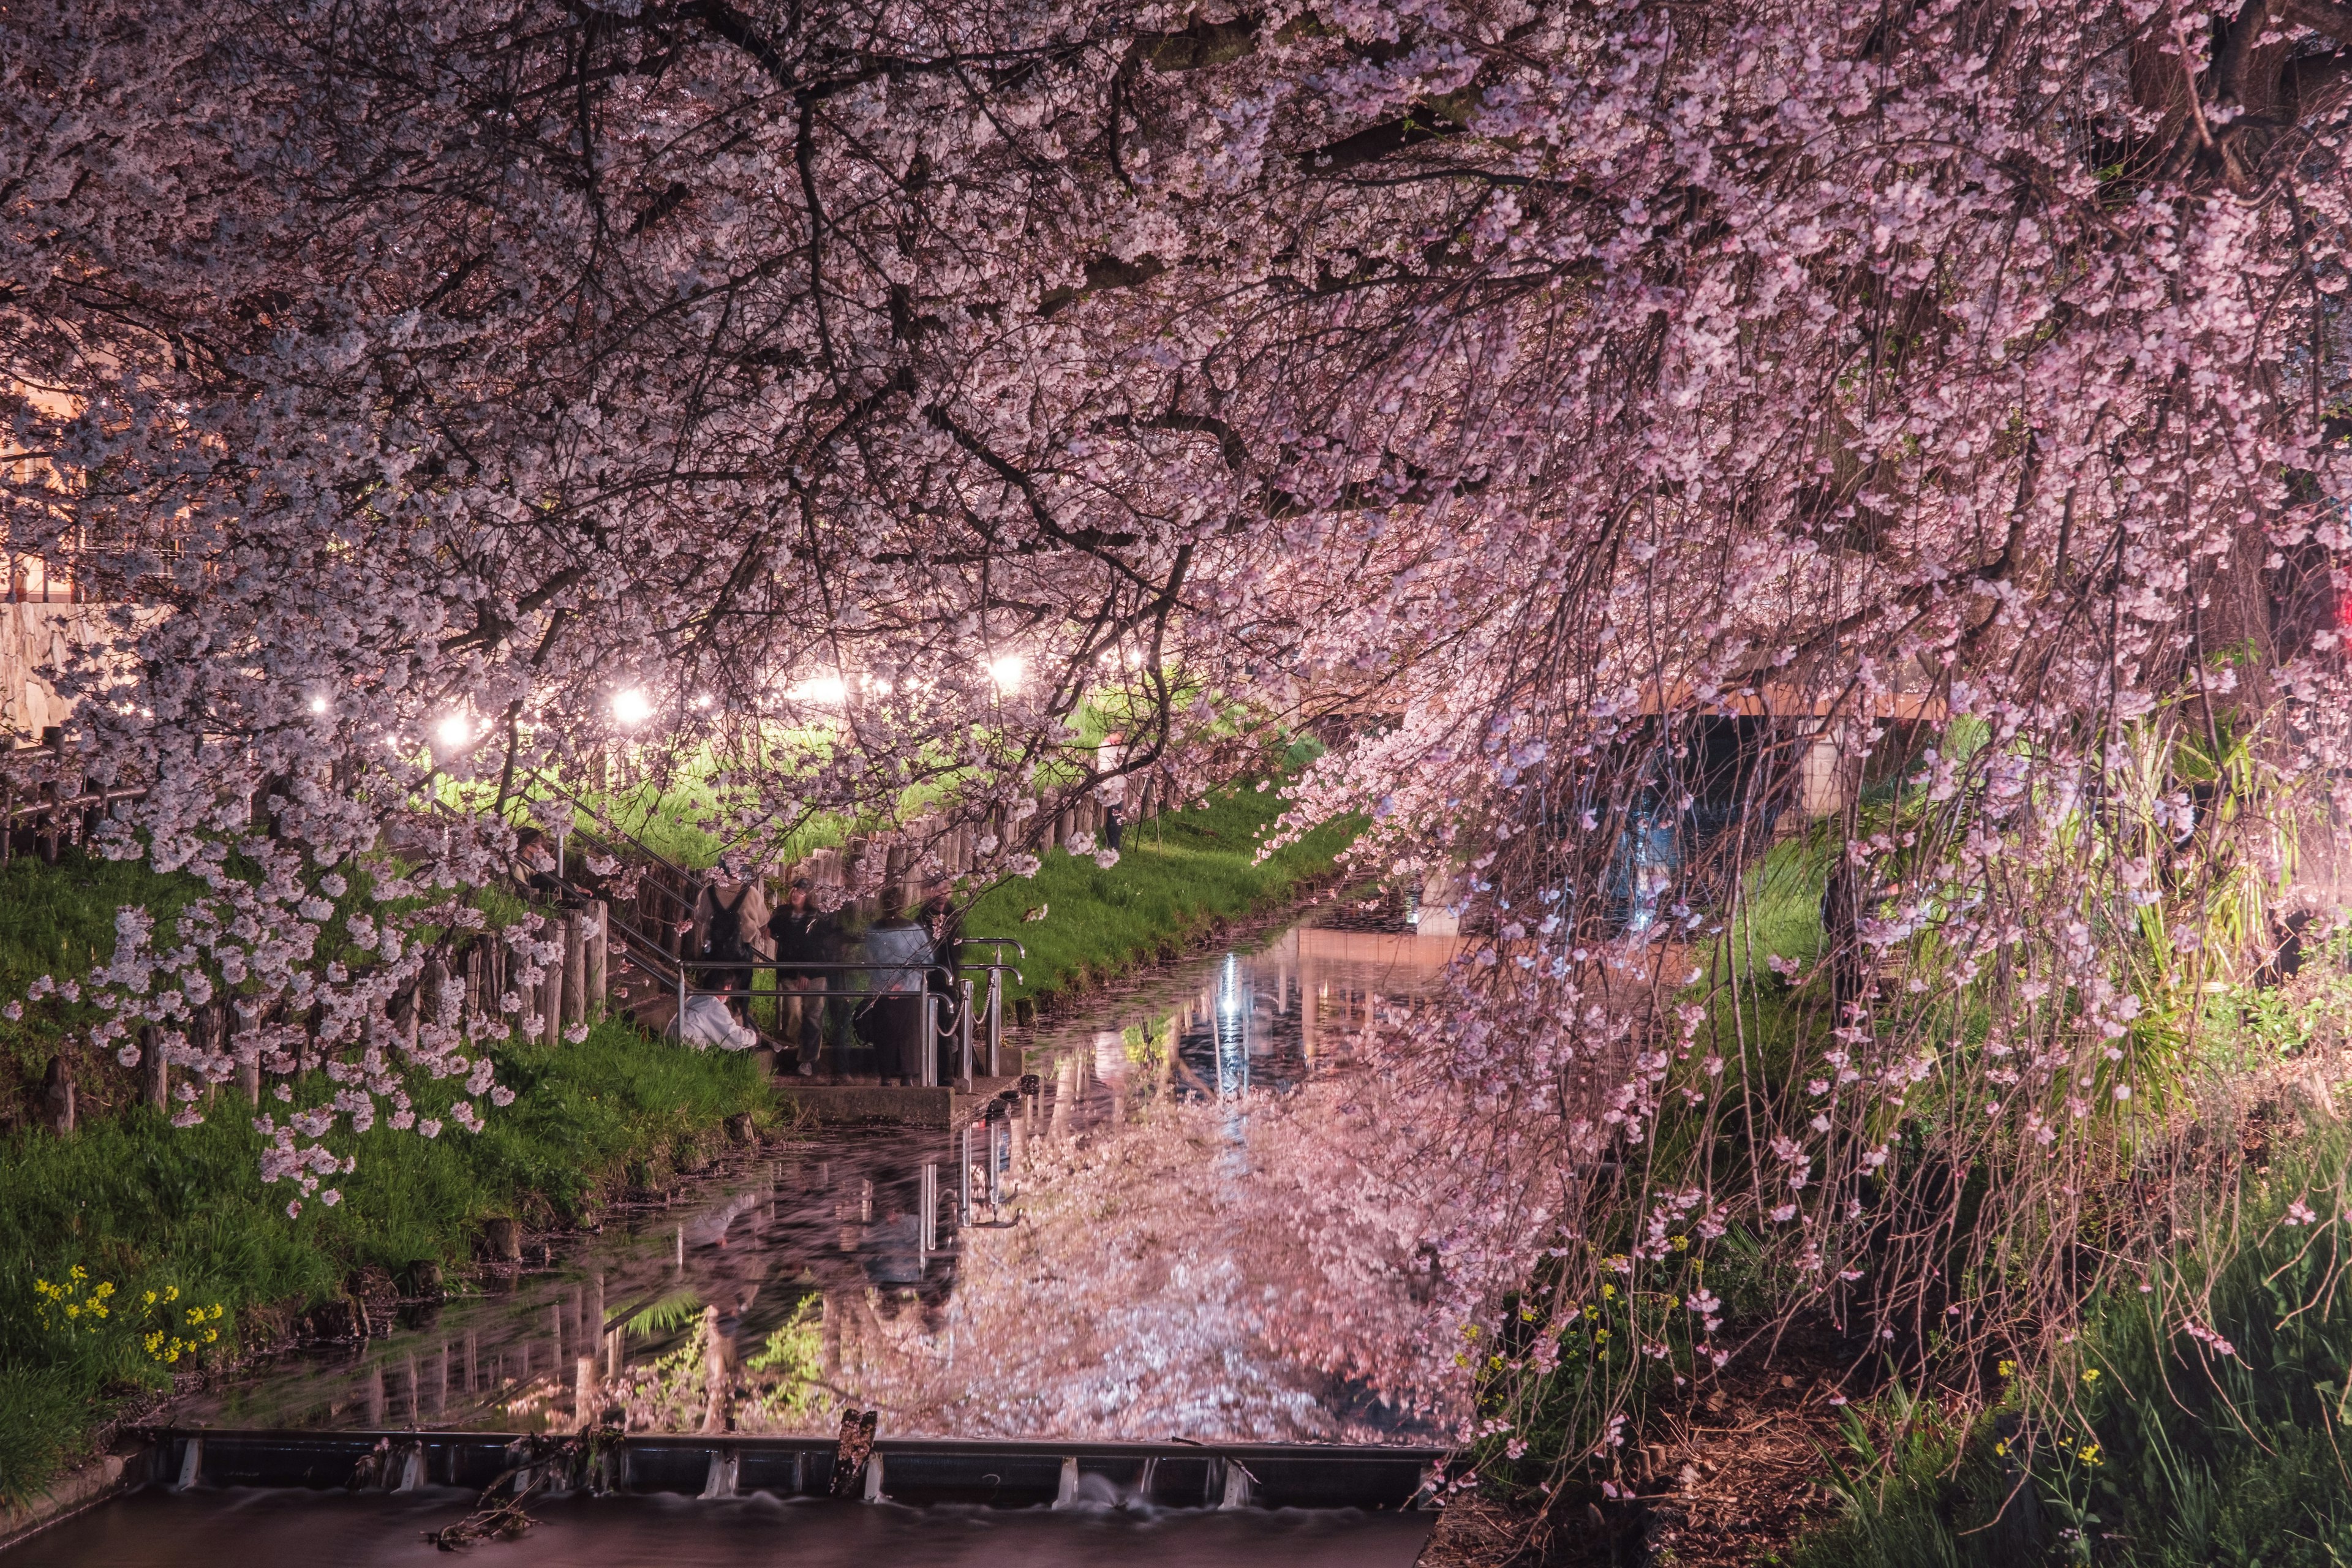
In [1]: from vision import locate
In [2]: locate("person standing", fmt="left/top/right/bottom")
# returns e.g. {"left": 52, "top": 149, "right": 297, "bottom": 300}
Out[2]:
{"left": 858, "top": 889, "right": 933, "bottom": 1085}
{"left": 1096, "top": 730, "right": 1128, "bottom": 853}
{"left": 768, "top": 878, "right": 832, "bottom": 1076}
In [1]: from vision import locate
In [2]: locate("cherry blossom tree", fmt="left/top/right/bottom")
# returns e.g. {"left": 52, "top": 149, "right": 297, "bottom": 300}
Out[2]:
{"left": 9, "top": 0, "right": 2352, "bottom": 1475}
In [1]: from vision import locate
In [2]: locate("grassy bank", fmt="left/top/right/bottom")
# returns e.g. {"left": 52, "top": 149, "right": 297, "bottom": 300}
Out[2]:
{"left": 0, "top": 852, "right": 209, "bottom": 1117}
{"left": 0, "top": 1016, "right": 772, "bottom": 1503}
{"left": 1792, "top": 1120, "right": 2352, "bottom": 1567}
{"left": 963, "top": 779, "right": 1361, "bottom": 1007}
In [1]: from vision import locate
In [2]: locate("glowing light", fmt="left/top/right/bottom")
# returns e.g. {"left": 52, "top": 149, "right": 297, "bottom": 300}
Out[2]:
{"left": 434, "top": 713, "right": 472, "bottom": 749}
{"left": 309, "top": 694, "right": 330, "bottom": 715}
{"left": 690, "top": 693, "right": 713, "bottom": 710}
{"left": 612, "top": 688, "right": 652, "bottom": 727}
{"left": 987, "top": 655, "right": 1025, "bottom": 693}
{"left": 790, "top": 675, "right": 847, "bottom": 705}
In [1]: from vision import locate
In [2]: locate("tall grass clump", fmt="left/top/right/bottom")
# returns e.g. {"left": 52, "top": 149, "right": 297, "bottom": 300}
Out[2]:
{"left": 1793, "top": 1120, "right": 2352, "bottom": 1568}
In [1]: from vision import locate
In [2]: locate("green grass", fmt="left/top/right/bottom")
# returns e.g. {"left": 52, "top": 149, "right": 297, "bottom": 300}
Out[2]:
{"left": 0, "top": 851, "right": 208, "bottom": 1106}
{"left": 963, "top": 778, "right": 1360, "bottom": 1006}
{"left": 1791, "top": 1125, "right": 2352, "bottom": 1568}
{"left": 0, "top": 1016, "right": 772, "bottom": 1504}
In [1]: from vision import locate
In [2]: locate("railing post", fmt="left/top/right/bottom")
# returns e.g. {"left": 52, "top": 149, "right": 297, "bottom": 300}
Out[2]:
{"left": 959, "top": 979, "right": 974, "bottom": 1091}
{"left": 919, "top": 1162, "right": 938, "bottom": 1255}
{"left": 986, "top": 967, "right": 1003, "bottom": 1077}
{"left": 922, "top": 992, "right": 938, "bottom": 1088}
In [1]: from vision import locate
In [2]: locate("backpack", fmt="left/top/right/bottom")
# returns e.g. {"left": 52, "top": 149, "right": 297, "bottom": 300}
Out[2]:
{"left": 703, "top": 883, "right": 757, "bottom": 966}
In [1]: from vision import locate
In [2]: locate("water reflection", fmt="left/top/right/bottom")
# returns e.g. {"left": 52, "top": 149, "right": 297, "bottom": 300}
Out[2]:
{"left": 169, "top": 914, "right": 1469, "bottom": 1447}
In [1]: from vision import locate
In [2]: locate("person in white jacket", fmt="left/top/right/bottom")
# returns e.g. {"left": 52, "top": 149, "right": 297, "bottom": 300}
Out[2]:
{"left": 671, "top": 990, "right": 758, "bottom": 1050}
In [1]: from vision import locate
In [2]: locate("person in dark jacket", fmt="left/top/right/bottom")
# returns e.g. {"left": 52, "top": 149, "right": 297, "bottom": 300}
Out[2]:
{"left": 769, "top": 879, "right": 834, "bottom": 1076}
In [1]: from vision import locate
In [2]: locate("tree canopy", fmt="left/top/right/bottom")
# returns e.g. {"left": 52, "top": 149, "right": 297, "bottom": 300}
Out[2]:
{"left": 9, "top": 0, "right": 2352, "bottom": 1456}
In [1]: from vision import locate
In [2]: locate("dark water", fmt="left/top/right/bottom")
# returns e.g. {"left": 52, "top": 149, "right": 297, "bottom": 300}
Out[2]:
{"left": 28, "top": 1487, "right": 1434, "bottom": 1567}
{"left": 164, "top": 912, "right": 1469, "bottom": 1447}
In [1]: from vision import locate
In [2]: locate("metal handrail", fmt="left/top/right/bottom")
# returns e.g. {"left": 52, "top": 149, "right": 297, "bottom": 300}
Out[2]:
{"left": 522, "top": 767, "right": 704, "bottom": 892}
{"left": 957, "top": 936, "right": 1027, "bottom": 957}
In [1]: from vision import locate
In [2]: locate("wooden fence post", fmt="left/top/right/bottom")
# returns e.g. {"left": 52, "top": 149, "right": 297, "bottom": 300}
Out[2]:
{"left": 585, "top": 901, "right": 608, "bottom": 1021}
{"left": 422, "top": 955, "right": 448, "bottom": 1033}
{"left": 540, "top": 922, "right": 564, "bottom": 1047}
{"left": 561, "top": 910, "right": 587, "bottom": 1032}
{"left": 141, "top": 1023, "right": 167, "bottom": 1110}
{"left": 43, "top": 1056, "right": 74, "bottom": 1134}
{"left": 462, "top": 943, "right": 483, "bottom": 1027}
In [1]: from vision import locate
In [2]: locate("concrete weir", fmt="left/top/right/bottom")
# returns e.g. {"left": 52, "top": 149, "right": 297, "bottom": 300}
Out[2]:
{"left": 140, "top": 1428, "right": 1445, "bottom": 1512}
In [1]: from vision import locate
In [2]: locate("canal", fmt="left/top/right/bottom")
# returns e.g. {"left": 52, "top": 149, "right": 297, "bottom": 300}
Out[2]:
{"left": 23, "top": 907, "right": 1472, "bottom": 1562}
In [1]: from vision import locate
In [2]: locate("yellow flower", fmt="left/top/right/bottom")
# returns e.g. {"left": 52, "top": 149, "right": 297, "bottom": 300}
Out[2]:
{"left": 1997, "top": 1359, "right": 2016, "bottom": 1379}
{"left": 1670, "top": 1235, "right": 1689, "bottom": 1251}
{"left": 2078, "top": 1441, "right": 2102, "bottom": 1466}
{"left": 2081, "top": 1368, "right": 2101, "bottom": 1385}
{"left": 1602, "top": 1284, "right": 1618, "bottom": 1300}
{"left": 1993, "top": 1440, "right": 2008, "bottom": 1457}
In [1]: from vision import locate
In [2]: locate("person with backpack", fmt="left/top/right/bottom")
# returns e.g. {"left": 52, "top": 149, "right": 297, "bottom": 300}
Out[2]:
{"left": 694, "top": 871, "right": 770, "bottom": 1031}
